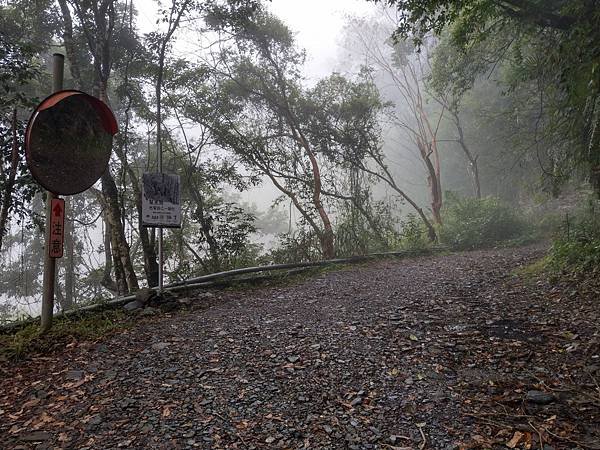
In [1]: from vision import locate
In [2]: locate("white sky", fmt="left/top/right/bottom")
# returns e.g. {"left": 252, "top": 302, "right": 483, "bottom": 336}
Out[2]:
{"left": 135, "top": 0, "right": 376, "bottom": 79}
{"left": 267, "top": 0, "right": 375, "bottom": 79}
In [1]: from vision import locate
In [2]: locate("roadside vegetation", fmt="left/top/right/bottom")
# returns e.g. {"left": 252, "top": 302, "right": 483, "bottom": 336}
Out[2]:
{"left": 545, "top": 198, "right": 600, "bottom": 277}
{"left": 0, "top": 310, "right": 132, "bottom": 361}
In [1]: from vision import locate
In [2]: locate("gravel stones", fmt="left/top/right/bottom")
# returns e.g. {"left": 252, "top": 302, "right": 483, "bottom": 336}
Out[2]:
{"left": 20, "top": 431, "right": 51, "bottom": 442}
{"left": 525, "top": 390, "right": 556, "bottom": 405}
{"left": 2, "top": 244, "right": 598, "bottom": 449}
{"left": 151, "top": 342, "right": 169, "bottom": 351}
{"left": 123, "top": 300, "right": 143, "bottom": 311}
{"left": 65, "top": 369, "right": 84, "bottom": 381}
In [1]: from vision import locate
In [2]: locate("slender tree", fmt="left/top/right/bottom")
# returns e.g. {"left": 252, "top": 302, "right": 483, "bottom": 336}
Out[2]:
{"left": 58, "top": 0, "right": 139, "bottom": 293}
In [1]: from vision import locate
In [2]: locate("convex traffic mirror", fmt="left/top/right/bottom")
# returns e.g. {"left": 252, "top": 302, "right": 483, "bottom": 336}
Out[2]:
{"left": 25, "top": 90, "right": 118, "bottom": 195}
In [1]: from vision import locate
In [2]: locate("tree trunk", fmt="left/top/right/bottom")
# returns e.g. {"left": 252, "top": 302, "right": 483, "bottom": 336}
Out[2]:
{"left": 371, "top": 156, "right": 438, "bottom": 242}
{"left": 113, "top": 146, "right": 159, "bottom": 287}
{"left": 101, "top": 170, "right": 139, "bottom": 293}
{"left": 419, "top": 140, "right": 443, "bottom": 226}
{"left": 0, "top": 109, "right": 19, "bottom": 253}
{"left": 430, "top": 178, "right": 443, "bottom": 225}
{"left": 263, "top": 170, "right": 327, "bottom": 252}
{"left": 295, "top": 130, "right": 335, "bottom": 259}
{"left": 452, "top": 109, "right": 482, "bottom": 199}
{"left": 101, "top": 216, "right": 119, "bottom": 294}
{"left": 190, "top": 190, "right": 221, "bottom": 273}
{"left": 140, "top": 211, "right": 159, "bottom": 287}
{"left": 92, "top": 83, "right": 139, "bottom": 294}
{"left": 57, "top": 0, "right": 81, "bottom": 85}
{"left": 592, "top": 166, "right": 600, "bottom": 198}
{"left": 470, "top": 158, "right": 482, "bottom": 199}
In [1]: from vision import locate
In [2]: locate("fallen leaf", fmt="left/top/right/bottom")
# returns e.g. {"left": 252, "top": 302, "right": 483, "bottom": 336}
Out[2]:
{"left": 507, "top": 431, "right": 524, "bottom": 448}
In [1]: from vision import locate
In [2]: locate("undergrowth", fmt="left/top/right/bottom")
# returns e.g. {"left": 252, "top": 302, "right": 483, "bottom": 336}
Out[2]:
{"left": 0, "top": 309, "right": 132, "bottom": 361}
{"left": 544, "top": 198, "right": 600, "bottom": 276}
{"left": 439, "top": 193, "right": 531, "bottom": 250}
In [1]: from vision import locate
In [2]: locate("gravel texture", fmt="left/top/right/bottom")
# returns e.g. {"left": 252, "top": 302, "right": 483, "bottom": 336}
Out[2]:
{"left": 1, "top": 244, "right": 599, "bottom": 449}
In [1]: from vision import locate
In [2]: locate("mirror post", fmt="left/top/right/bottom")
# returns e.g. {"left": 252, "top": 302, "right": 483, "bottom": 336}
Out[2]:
{"left": 158, "top": 109, "right": 163, "bottom": 292}
{"left": 40, "top": 53, "right": 64, "bottom": 333}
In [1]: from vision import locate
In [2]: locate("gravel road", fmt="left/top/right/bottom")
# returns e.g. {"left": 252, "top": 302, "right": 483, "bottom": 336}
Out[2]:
{"left": 2, "top": 244, "right": 599, "bottom": 449}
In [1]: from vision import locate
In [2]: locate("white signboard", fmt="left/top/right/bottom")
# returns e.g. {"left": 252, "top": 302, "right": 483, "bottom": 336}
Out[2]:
{"left": 142, "top": 172, "right": 181, "bottom": 228}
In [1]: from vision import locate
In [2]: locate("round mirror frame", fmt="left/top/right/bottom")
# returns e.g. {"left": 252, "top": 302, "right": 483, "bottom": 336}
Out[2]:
{"left": 25, "top": 90, "right": 118, "bottom": 195}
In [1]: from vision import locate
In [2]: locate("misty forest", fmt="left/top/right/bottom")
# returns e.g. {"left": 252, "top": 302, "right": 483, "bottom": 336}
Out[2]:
{"left": 1, "top": 0, "right": 600, "bottom": 448}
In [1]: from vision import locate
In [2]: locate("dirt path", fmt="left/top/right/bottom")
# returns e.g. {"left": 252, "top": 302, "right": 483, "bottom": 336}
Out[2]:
{"left": 1, "top": 245, "right": 599, "bottom": 449}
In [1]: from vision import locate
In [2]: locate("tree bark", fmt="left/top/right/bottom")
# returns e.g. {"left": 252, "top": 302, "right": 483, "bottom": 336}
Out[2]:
{"left": 417, "top": 100, "right": 444, "bottom": 226}
{"left": 366, "top": 155, "right": 438, "bottom": 242}
{"left": 57, "top": 0, "right": 81, "bottom": 84}
{"left": 113, "top": 138, "right": 159, "bottom": 287}
{"left": 58, "top": 0, "right": 138, "bottom": 292}
{"left": 96, "top": 83, "right": 139, "bottom": 293}
{"left": 189, "top": 187, "right": 222, "bottom": 273}
{"left": 0, "top": 109, "right": 19, "bottom": 253}
{"left": 290, "top": 127, "right": 335, "bottom": 259}
{"left": 101, "top": 215, "right": 119, "bottom": 294}
{"left": 451, "top": 109, "right": 482, "bottom": 199}
{"left": 101, "top": 170, "right": 139, "bottom": 293}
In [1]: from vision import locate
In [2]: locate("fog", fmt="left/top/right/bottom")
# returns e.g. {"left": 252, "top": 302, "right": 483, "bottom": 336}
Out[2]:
{"left": 0, "top": 0, "right": 595, "bottom": 324}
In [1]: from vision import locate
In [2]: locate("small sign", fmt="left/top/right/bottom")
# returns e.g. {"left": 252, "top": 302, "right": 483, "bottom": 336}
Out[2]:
{"left": 49, "top": 198, "right": 65, "bottom": 258}
{"left": 142, "top": 173, "right": 181, "bottom": 228}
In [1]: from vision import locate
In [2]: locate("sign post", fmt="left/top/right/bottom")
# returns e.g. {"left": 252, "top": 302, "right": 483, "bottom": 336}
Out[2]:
{"left": 40, "top": 54, "right": 64, "bottom": 333}
{"left": 141, "top": 172, "right": 182, "bottom": 291}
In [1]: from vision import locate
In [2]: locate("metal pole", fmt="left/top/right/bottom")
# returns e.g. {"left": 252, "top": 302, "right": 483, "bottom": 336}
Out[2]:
{"left": 158, "top": 165, "right": 163, "bottom": 291}
{"left": 40, "top": 53, "right": 64, "bottom": 333}
{"left": 157, "top": 118, "right": 163, "bottom": 292}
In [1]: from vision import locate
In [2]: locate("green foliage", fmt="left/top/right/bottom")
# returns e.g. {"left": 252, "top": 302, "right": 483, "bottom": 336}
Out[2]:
{"left": 270, "top": 206, "right": 435, "bottom": 261}
{"left": 0, "top": 302, "right": 15, "bottom": 325}
{"left": 385, "top": 0, "right": 600, "bottom": 195}
{"left": 268, "top": 228, "right": 322, "bottom": 264}
{"left": 398, "top": 214, "right": 431, "bottom": 251}
{"left": 0, "top": 32, "right": 42, "bottom": 228}
{"left": 334, "top": 200, "right": 401, "bottom": 257}
{"left": 546, "top": 199, "right": 600, "bottom": 275}
{"left": 305, "top": 70, "right": 388, "bottom": 167}
{"left": 206, "top": 202, "right": 260, "bottom": 267}
{"left": 0, "top": 34, "right": 40, "bottom": 110}
{"left": 170, "top": 200, "right": 261, "bottom": 280}
{"left": 439, "top": 193, "right": 529, "bottom": 249}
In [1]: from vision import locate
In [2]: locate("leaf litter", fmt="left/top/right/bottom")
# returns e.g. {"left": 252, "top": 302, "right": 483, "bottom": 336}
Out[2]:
{"left": 1, "top": 244, "right": 599, "bottom": 449}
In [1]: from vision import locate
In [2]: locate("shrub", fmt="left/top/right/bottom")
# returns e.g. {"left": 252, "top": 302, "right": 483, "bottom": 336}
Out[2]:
{"left": 268, "top": 228, "right": 322, "bottom": 264}
{"left": 334, "top": 201, "right": 402, "bottom": 257}
{"left": 546, "top": 199, "right": 600, "bottom": 275}
{"left": 398, "top": 214, "right": 431, "bottom": 251}
{"left": 439, "top": 193, "right": 529, "bottom": 250}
